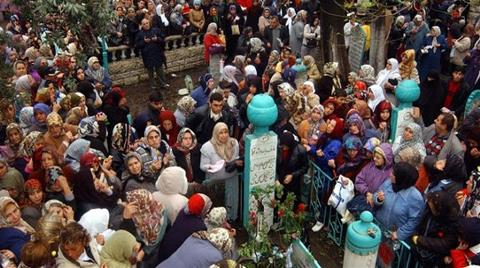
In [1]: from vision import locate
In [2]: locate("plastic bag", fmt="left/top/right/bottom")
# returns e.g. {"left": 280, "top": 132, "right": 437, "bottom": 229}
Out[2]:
{"left": 327, "top": 175, "right": 354, "bottom": 217}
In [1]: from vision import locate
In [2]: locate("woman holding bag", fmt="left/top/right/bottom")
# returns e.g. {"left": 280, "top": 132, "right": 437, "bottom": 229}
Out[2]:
{"left": 204, "top": 22, "right": 225, "bottom": 64}
{"left": 200, "top": 122, "right": 242, "bottom": 221}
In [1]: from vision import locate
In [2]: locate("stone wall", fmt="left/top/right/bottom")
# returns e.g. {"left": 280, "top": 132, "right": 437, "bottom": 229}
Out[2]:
{"left": 109, "top": 44, "right": 205, "bottom": 86}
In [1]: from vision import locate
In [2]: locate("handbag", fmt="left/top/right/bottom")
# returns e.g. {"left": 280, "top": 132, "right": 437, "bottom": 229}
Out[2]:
{"left": 305, "top": 37, "right": 317, "bottom": 48}
{"left": 231, "top": 24, "right": 240, "bottom": 35}
{"left": 209, "top": 44, "right": 225, "bottom": 55}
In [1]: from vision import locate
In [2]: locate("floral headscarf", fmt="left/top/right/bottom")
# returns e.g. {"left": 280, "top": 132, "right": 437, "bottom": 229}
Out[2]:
{"left": 323, "top": 62, "right": 339, "bottom": 77}
{"left": 175, "top": 127, "right": 198, "bottom": 151}
{"left": 205, "top": 207, "right": 227, "bottom": 230}
{"left": 394, "top": 122, "right": 424, "bottom": 156}
{"left": 249, "top": 37, "right": 265, "bottom": 53}
{"left": 0, "top": 196, "right": 35, "bottom": 234}
{"left": 19, "top": 131, "right": 41, "bottom": 158}
{"left": 126, "top": 189, "right": 166, "bottom": 245}
{"left": 177, "top": 96, "right": 197, "bottom": 115}
{"left": 192, "top": 227, "right": 233, "bottom": 255}
{"left": 78, "top": 116, "right": 100, "bottom": 138}
{"left": 19, "top": 107, "right": 34, "bottom": 134}
{"left": 359, "top": 65, "right": 376, "bottom": 86}
{"left": 112, "top": 123, "right": 135, "bottom": 153}
{"left": 46, "top": 112, "right": 63, "bottom": 127}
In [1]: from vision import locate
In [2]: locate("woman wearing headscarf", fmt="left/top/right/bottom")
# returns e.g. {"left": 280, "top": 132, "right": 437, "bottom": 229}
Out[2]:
{"left": 203, "top": 23, "right": 224, "bottom": 65}
{"left": 153, "top": 166, "right": 188, "bottom": 225}
{"left": 78, "top": 114, "right": 108, "bottom": 156}
{"left": 411, "top": 191, "right": 460, "bottom": 267}
{"left": 135, "top": 125, "right": 175, "bottom": 179}
{"left": 335, "top": 136, "right": 368, "bottom": 180}
{"left": 18, "top": 107, "right": 34, "bottom": 136}
{"left": 159, "top": 110, "right": 179, "bottom": 147}
{"left": 157, "top": 227, "right": 233, "bottom": 268}
{"left": 358, "top": 64, "right": 376, "bottom": 86}
{"left": 73, "top": 152, "right": 119, "bottom": 217}
{"left": 262, "top": 50, "right": 280, "bottom": 90}
{"left": 376, "top": 58, "right": 402, "bottom": 104}
{"left": 170, "top": 4, "right": 191, "bottom": 35}
{"left": 289, "top": 10, "right": 307, "bottom": 57}
{"left": 372, "top": 100, "right": 393, "bottom": 143}
{"left": 14, "top": 75, "right": 35, "bottom": 119}
{"left": 63, "top": 138, "right": 91, "bottom": 174}
{"left": 0, "top": 158, "right": 24, "bottom": 202}
{"left": 367, "top": 84, "right": 386, "bottom": 112}
{"left": 78, "top": 208, "right": 113, "bottom": 251}
{"left": 19, "top": 179, "right": 44, "bottom": 227}
{"left": 223, "top": 4, "right": 244, "bottom": 59}
{"left": 277, "top": 131, "right": 308, "bottom": 204}
{"left": 30, "top": 103, "right": 51, "bottom": 133}
{"left": 222, "top": 65, "right": 242, "bottom": 92}
{"left": 399, "top": 49, "right": 420, "bottom": 84}
{"left": 100, "top": 230, "right": 144, "bottom": 268}
{"left": 303, "top": 55, "right": 321, "bottom": 86}
{"left": 102, "top": 88, "right": 130, "bottom": 143}
{"left": 258, "top": 7, "right": 271, "bottom": 36}
{"left": 283, "top": 7, "right": 296, "bottom": 32}
{"left": 122, "top": 152, "right": 156, "bottom": 193}
{"left": 42, "top": 113, "right": 71, "bottom": 161}
{"left": 157, "top": 193, "right": 212, "bottom": 262}
{"left": 174, "top": 96, "right": 197, "bottom": 128}
{"left": 191, "top": 73, "right": 215, "bottom": 108}
{"left": 110, "top": 123, "right": 136, "bottom": 174}
{"left": 392, "top": 122, "right": 426, "bottom": 160}
{"left": 84, "top": 56, "right": 112, "bottom": 94}
{"left": 1, "top": 123, "right": 27, "bottom": 176}
{"left": 414, "top": 71, "right": 443, "bottom": 126}
{"left": 247, "top": 37, "right": 268, "bottom": 76}
{"left": 317, "top": 62, "right": 344, "bottom": 101}
{"left": 297, "top": 104, "right": 326, "bottom": 146}
{"left": 0, "top": 197, "right": 34, "bottom": 264}
{"left": 200, "top": 122, "right": 242, "bottom": 221}
{"left": 419, "top": 26, "right": 447, "bottom": 82}
{"left": 173, "top": 128, "right": 205, "bottom": 191}
{"left": 450, "top": 24, "right": 472, "bottom": 69}
{"left": 120, "top": 189, "right": 168, "bottom": 268}
{"left": 343, "top": 113, "right": 380, "bottom": 144}
{"left": 374, "top": 162, "right": 425, "bottom": 241}
{"left": 308, "top": 116, "right": 344, "bottom": 177}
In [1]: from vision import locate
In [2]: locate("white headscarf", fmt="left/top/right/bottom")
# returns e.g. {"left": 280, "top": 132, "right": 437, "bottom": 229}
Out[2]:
{"left": 156, "top": 3, "right": 170, "bottom": 26}
{"left": 368, "top": 84, "right": 386, "bottom": 111}
{"left": 429, "top": 26, "right": 441, "bottom": 53}
{"left": 283, "top": 7, "right": 296, "bottom": 31}
{"left": 375, "top": 58, "right": 400, "bottom": 89}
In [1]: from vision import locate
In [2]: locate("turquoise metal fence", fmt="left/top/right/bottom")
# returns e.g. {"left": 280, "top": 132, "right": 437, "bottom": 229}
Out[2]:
{"left": 307, "top": 160, "right": 423, "bottom": 268}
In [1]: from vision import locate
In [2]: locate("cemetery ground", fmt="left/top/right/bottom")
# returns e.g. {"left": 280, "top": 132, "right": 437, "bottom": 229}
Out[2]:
{"left": 124, "top": 66, "right": 344, "bottom": 268}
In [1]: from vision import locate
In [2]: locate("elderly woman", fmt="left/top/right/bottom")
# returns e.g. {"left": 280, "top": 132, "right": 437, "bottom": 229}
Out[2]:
{"left": 174, "top": 96, "right": 197, "bottom": 127}
{"left": 84, "top": 56, "right": 112, "bottom": 94}
{"left": 153, "top": 166, "right": 189, "bottom": 225}
{"left": 2, "top": 123, "right": 27, "bottom": 175}
{"left": 376, "top": 58, "right": 401, "bottom": 104}
{"left": 135, "top": 125, "right": 175, "bottom": 179}
{"left": 0, "top": 158, "right": 24, "bottom": 202}
{"left": 203, "top": 23, "right": 224, "bottom": 64}
{"left": 289, "top": 10, "right": 307, "bottom": 57}
{"left": 200, "top": 122, "right": 242, "bottom": 221}
{"left": 157, "top": 227, "right": 233, "bottom": 268}
{"left": 122, "top": 152, "right": 156, "bottom": 193}
{"left": 418, "top": 26, "right": 447, "bottom": 82}
{"left": 0, "top": 196, "right": 35, "bottom": 264}
{"left": 42, "top": 113, "right": 72, "bottom": 160}
{"left": 14, "top": 75, "right": 35, "bottom": 118}
{"left": 157, "top": 193, "right": 212, "bottom": 262}
{"left": 374, "top": 162, "right": 425, "bottom": 241}
{"left": 30, "top": 103, "right": 51, "bottom": 134}
{"left": 170, "top": 4, "right": 191, "bottom": 35}
{"left": 120, "top": 189, "right": 168, "bottom": 267}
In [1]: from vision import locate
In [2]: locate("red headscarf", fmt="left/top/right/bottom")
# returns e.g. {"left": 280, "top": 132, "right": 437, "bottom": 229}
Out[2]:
{"left": 327, "top": 116, "right": 345, "bottom": 140}
{"left": 159, "top": 110, "right": 179, "bottom": 146}
{"left": 80, "top": 151, "right": 98, "bottom": 168}
{"left": 374, "top": 100, "right": 393, "bottom": 123}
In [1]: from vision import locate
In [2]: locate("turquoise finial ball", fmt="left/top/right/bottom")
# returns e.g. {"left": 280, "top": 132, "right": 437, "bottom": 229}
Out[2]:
{"left": 395, "top": 79, "right": 420, "bottom": 104}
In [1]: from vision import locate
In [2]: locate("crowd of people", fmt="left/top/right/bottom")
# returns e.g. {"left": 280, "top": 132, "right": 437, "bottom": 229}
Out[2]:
{"left": 1, "top": 0, "right": 480, "bottom": 267}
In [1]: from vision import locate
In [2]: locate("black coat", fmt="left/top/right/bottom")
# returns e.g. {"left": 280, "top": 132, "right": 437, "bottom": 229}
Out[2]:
{"left": 133, "top": 105, "right": 160, "bottom": 138}
{"left": 439, "top": 80, "right": 473, "bottom": 117}
{"left": 185, "top": 104, "right": 234, "bottom": 145}
{"left": 172, "top": 146, "right": 205, "bottom": 184}
{"left": 264, "top": 26, "right": 289, "bottom": 49}
{"left": 276, "top": 143, "right": 308, "bottom": 201}
{"left": 135, "top": 27, "right": 166, "bottom": 69}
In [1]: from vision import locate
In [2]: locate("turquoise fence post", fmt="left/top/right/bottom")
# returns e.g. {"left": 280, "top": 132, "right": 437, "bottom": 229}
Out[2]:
{"left": 389, "top": 80, "right": 420, "bottom": 141}
{"left": 101, "top": 38, "right": 109, "bottom": 70}
{"left": 343, "top": 211, "right": 381, "bottom": 268}
{"left": 243, "top": 94, "right": 278, "bottom": 230}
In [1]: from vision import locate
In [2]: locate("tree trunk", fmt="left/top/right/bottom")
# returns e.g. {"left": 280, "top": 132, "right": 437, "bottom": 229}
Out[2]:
{"left": 369, "top": 15, "right": 386, "bottom": 73}
{"left": 320, "top": 0, "right": 349, "bottom": 79}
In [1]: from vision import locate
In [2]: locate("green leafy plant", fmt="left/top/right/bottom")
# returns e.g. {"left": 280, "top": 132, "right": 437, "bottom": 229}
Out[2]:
{"left": 13, "top": 0, "right": 115, "bottom": 56}
{"left": 238, "top": 184, "right": 307, "bottom": 268}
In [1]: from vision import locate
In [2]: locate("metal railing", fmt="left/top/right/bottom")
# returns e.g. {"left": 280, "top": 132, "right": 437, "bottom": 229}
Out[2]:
{"left": 307, "top": 160, "right": 423, "bottom": 268}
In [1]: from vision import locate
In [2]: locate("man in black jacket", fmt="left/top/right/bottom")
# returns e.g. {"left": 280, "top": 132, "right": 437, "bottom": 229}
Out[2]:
{"left": 135, "top": 19, "right": 169, "bottom": 89}
{"left": 133, "top": 92, "right": 164, "bottom": 137}
{"left": 264, "top": 15, "right": 289, "bottom": 53}
{"left": 185, "top": 92, "right": 234, "bottom": 145}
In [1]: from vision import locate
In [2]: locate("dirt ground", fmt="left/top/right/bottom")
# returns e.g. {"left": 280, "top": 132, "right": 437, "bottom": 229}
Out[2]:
{"left": 123, "top": 65, "right": 343, "bottom": 268}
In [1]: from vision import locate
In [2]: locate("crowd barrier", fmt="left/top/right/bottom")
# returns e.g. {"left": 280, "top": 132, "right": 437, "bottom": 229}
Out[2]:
{"left": 307, "top": 160, "right": 423, "bottom": 268}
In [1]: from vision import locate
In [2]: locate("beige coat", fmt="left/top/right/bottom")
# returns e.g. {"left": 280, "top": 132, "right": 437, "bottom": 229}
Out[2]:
{"left": 56, "top": 240, "right": 101, "bottom": 268}
{"left": 451, "top": 35, "right": 471, "bottom": 66}
{"left": 189, "top": 9, "right": 205, "bottom": 30}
